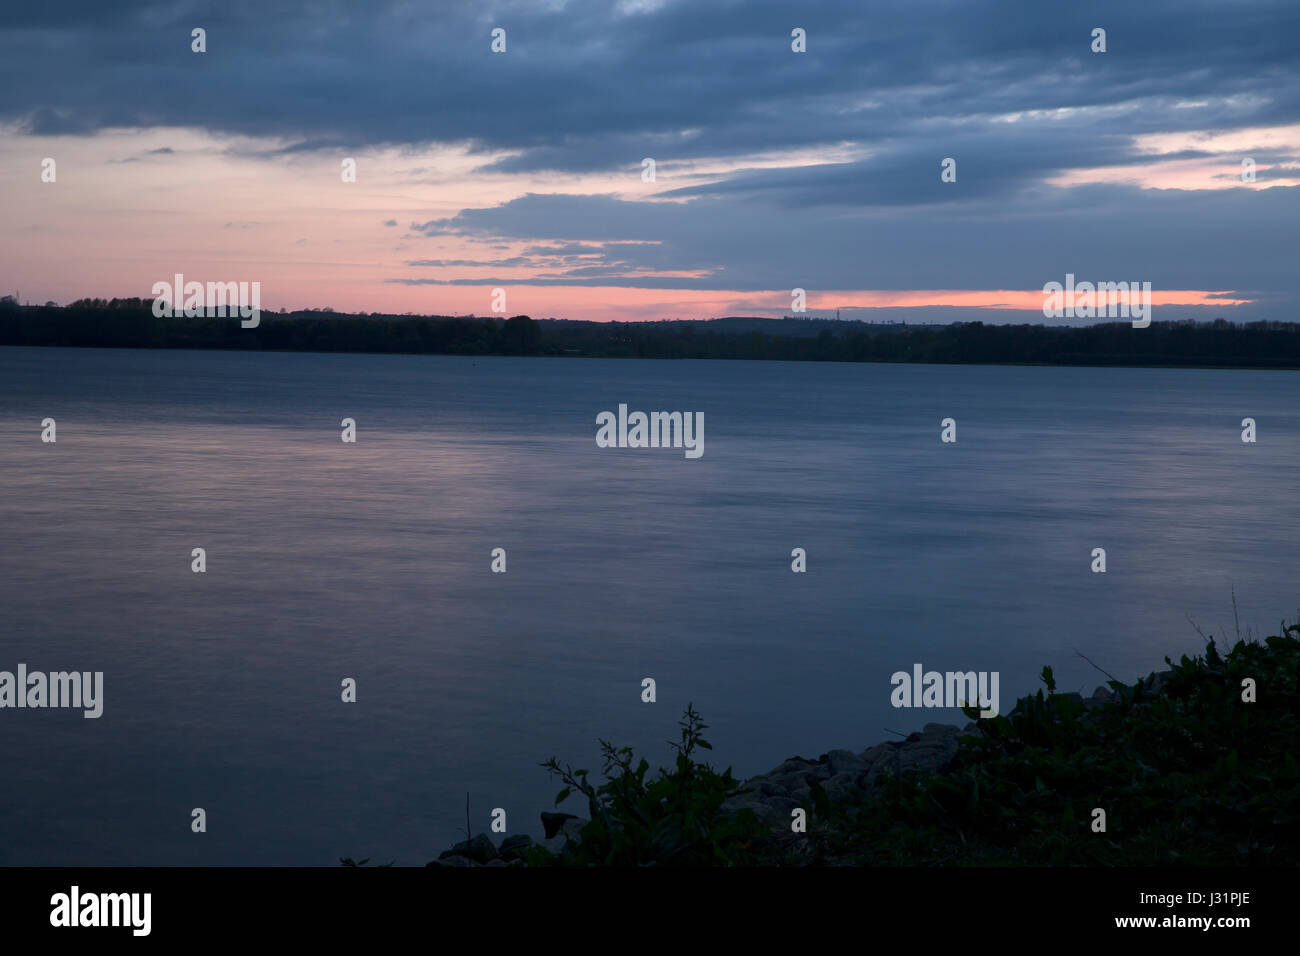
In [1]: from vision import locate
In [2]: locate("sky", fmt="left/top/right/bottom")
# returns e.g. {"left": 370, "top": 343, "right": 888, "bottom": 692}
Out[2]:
{"left": 1, "top": 0, "right": 1297, "bottom": 323}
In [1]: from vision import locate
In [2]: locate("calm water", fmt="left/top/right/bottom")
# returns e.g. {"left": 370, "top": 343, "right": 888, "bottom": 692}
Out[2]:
{"left": 1, "top": 345, "right": 1297, "bottom": 865}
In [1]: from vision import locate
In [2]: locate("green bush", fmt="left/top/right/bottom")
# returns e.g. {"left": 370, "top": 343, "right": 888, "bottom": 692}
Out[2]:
{"left": 531, "top": 704, "right": 766, "bottom": 866}
{"left": 805, "top": 627, "right": 1300, "bottom": 866}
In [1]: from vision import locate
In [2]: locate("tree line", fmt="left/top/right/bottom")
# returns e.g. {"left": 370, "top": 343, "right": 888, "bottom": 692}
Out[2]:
{"left": 1, "top": 298, "right": 1297, "bottom": 368}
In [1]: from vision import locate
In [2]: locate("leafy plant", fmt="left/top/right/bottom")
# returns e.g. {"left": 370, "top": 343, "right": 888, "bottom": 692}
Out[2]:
{"left": 801, "top": 626, "right": 1300, "bottom": 866}
{"left": 532, "top": 703, "right": 765, "bottom": 866}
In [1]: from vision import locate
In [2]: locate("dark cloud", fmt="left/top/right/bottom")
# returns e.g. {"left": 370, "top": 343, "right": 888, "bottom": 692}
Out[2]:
{"left": 3, "top": 0, "right": 1298, "bottom": 315}
{"left": 19, "top": 106, "right": 96, "bottom": 135}
{"left": 397, "top": 183, "right": 1300, "bottom": 297}
{"left": 2, "top": 1, "right": 1296, "bottom": 167}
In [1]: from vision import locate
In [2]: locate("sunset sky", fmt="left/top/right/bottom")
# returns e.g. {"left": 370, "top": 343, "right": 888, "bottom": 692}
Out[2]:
{"left": 2, "top": 0, "right": 1297, "bottom": 323}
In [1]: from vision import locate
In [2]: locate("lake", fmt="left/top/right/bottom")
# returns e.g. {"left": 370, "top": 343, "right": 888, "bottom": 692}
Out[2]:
{"left": 1, "top": 345, "right": 1297, "bottom": 864}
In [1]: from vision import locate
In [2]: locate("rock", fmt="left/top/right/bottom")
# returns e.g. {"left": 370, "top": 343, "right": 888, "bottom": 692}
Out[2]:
{"left": 498, "top": 834, "right": 534, "bottom": 862}
{"left": 760, "top": 773, "right": 804, "bottom": 796}
{"left": 865, "top": 725, "right": 961, "bottom": 781}
{"left": 558, "top": 817, "right": 585, "bottom": 843}
{"left": 720, "top": 793, "right": 772, "bottom": 819}
{"left": 438, "top": 833, "right": 498, "bottom": 863}
{"left": 484, "top": 859, "right": 508, "bottom": 867}
{"left": 922, "top": 723, "right": 960, "bottom": 736}
{"left": 859, "top": 741, "right": 898, "bottom": 765}
{"left": 772, "top": 757, "right": 818, "bottom": 775}
{"left": 762, "top": 794, "right": 803, "bottom": 817}
{"left": 426, "top": 855, "right": 475, "bottom": 867}
{"left": 722, "top": 784, "right": 801, "bottom": 826}
{"left": 822, "top": 749, "right": 867, "bottom": 776}
{"left": 822, "top": 772, "right": 863, "bottom": 802}
{"left": 542, "top": 816, "right": 587, "bottom": 855}
{"left": 721, "top": 727, "right": 972, "bottom": 834}
{"left": 541, "top": 811, "right": 579, "bottom": 839}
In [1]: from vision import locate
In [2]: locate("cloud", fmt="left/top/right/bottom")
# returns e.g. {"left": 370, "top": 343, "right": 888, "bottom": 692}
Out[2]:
{"left": 3, "top": 0, "right": 1297, "bottom": 319}
{"left": 2, "top": 0, "right": 1296, "bottom": 172}
{"left": 400, "top": 182, "right": 1300, "bottom": 297}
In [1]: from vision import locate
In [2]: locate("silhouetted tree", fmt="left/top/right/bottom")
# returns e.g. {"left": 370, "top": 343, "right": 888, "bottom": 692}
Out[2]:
{"left": 503, "top": 314, "right": 541, "bottom": 354}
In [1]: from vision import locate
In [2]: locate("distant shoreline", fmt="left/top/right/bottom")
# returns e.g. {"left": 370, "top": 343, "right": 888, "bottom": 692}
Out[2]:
{"left": 3, "top": 300, "right": 1299, "bottom": 371}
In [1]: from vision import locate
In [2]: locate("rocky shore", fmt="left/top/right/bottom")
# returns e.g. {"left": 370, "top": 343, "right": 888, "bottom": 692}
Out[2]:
{"left": 426, "top": 674, "right": 1167, "bottom": 867}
